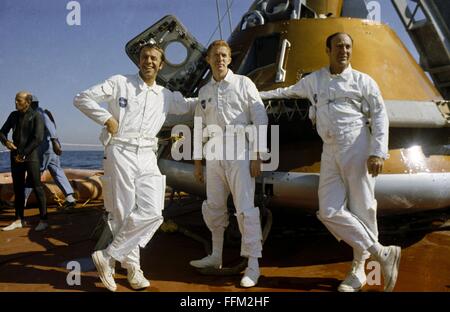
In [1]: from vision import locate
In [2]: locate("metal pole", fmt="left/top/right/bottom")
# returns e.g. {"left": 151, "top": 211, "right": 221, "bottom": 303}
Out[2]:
{"left": 207, "top": 0, "right": 234, "bottom": 45}
{"left": 215, "top": 0, "right": 223, "bottom": 39}
{"left": 226, "top": 0, "right": 233, "bottom": 35}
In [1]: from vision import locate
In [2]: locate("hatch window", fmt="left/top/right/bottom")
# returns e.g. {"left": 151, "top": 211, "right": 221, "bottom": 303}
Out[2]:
{"left": 165, "top": 41, "right": 188, "bottom": 66}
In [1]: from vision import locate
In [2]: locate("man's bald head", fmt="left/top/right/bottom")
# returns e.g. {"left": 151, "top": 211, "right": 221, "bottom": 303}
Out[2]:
{"left": 15, "top": 91, "right": 32, "bottom": 113}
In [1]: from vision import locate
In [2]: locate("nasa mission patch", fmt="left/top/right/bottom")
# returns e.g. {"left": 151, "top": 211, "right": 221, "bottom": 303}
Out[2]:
{"left": 118, "top": 97, "right": 128, "bottom": 108}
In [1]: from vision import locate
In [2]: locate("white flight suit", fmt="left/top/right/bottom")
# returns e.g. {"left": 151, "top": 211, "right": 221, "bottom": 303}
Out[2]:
{"left": 260, "top": 65, "right": 389, "bottom": 260}
{"left": 74, "top": 74, "right": 196, "bottom": 268}
{"left": 195, "top": 70, "right": 268, "bottom": 258}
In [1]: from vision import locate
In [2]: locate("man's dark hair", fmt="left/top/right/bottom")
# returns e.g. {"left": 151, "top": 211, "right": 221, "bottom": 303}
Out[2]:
{"left": 326, "top": 32, "right": 353, "bottom": 49}
{"left": 138, "top": 43, "right": 166, "bottom": 63}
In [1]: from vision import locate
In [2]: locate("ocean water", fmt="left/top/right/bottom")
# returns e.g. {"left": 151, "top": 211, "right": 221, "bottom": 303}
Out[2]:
{"left": 0, "top": 150, "right": 104, "bottom": 173}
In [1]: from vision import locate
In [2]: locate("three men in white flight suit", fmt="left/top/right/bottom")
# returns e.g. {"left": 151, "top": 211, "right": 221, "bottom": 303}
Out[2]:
{"left": 260, "top": 33, "right": 401, "bottom": 292}
{"left": 190, "top": 40, "right": 268, "bottom": 288}
{"left": 74, "top": 43, "right": 197, "bottom": 292}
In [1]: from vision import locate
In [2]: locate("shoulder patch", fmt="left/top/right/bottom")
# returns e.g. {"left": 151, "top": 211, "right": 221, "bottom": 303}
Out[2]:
{"left": 118, "top": 97, "right": 128, "bottom": 108}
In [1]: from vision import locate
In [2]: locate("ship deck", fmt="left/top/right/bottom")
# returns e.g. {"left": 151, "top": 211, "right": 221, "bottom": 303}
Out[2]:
{"left": 0, "top": 195, "right": 449, "bottom": 292}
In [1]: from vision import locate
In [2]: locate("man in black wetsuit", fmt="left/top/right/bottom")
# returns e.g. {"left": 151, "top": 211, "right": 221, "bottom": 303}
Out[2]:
{"left": 0, "top": 91, "right": 48, "bottom": 231}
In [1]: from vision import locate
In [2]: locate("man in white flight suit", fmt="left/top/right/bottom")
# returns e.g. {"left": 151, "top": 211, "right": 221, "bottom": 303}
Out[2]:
{"left": 74, "top": 43, "right": 196, "bottom": 292}
{"left": 260, "top": 33, "right": 401, "bottom": 292}
{"left": 189, "top": 40, "right": 268, "bottom": 288}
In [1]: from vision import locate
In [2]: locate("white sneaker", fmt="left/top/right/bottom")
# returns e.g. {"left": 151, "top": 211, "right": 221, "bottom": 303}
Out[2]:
{"left": 338, "top": 261, "right": 367, "bottom": 292}
{"left": 2, "top": 220, "right": 23, "bottom": 231}
{"left": 377, "top": 246, "right": 401, "bottom": 292}
{"left": 92, "top": 250, "right": 117, "bottom": 292}
{"left": 240, "top": 267, "right": 260, "bottom": 288}
{"left": 34, "top": 221, "right": 48, "bottom": 231}
{"left": 189, "top": 255, "right": 222, "bottom": 269}
{"left": 127, "top": 267, "right": 150, "bottom": 290}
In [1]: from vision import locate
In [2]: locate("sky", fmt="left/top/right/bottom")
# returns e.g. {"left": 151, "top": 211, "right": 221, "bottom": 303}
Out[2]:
{"left": 0, "top": 0, "right": 420, "bottom": 150}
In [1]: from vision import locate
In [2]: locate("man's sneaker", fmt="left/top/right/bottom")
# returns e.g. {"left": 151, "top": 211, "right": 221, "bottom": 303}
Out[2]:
{"left": 58, "top": 200, "right": 76, "bottom": 213}
{"left": 127, "top": 267, "right": 150, "bottom": 290}
{"left": 240, "top": 267, "right": 260, "bottom": 288}
{"left": 2, "top": 220, "right": 23, "bottom": 231}
{"left": 35, "top": 221, "right": 49, "bottom": 231}
{"left": 376, "top": 245, "right": 401, "bottom": 292}
{"left": 338, "top": 260, "right": 367, "bottom": 292}
{"left": 189, "top": 255, "right": 222, "bottom": 269}
{"left": 92, "top": 250, "right": 117, "bottom": 292}
{"left": 65, "top": 200, "right": 76, "bottom": 209}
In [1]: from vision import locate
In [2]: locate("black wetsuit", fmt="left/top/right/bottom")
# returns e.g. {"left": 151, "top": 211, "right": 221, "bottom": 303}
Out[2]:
{"left": 0, "top": 108, "right": 47, "bottom": 221}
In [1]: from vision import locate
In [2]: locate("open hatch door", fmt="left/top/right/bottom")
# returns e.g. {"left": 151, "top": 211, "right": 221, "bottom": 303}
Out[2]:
{"left": 126, "top": 15, "right": 208, "bottom": 96}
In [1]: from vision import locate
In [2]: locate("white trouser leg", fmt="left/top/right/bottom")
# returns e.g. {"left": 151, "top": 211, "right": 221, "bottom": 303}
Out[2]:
{"left": 317, "top": 132, "right": 378, "bottom": 253}
{"left": 225, "top": 159, "right": 262, "bottom": 258}
{"left": 203, "top": 160, "right": 230, "bottom": 235}
{"left": 340, "top": 129, "right": 378, "bottom": 261}
{"left": 203, "top": 159, "right": 262, "bottom": 258}
{"left": 107, "top": 172, "right": 165, "bottom": 263}
{"left": 103, "top": 145, "right": 165, "bottom": 263}
{"left": 102, "top": 145, "right": 137, "bottom": 236}
{"left": 341, "top": 149, "right": 378, "bottom": 241}
{"left": 121, "top": 247, "right": 140, "bottom": 269}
